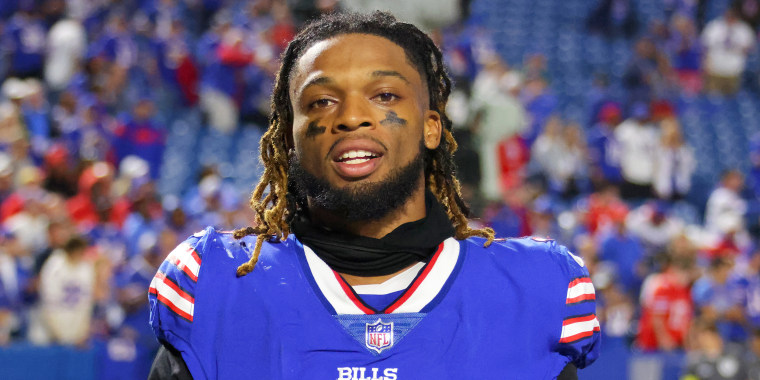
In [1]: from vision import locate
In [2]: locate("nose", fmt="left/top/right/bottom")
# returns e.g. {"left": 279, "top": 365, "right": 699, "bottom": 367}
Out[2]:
{"left": 334, "top": 94, "right": 373, "bottom": 131}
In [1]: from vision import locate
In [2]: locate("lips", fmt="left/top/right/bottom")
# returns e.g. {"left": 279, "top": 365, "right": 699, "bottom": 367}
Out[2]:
{"left": 329, "top": 139, "right": 385, "bottom": 179}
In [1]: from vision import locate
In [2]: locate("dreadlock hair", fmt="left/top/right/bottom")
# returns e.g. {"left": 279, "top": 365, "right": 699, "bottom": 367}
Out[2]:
{"left": 234, "top": 11, "right": 495, "bottom": 277}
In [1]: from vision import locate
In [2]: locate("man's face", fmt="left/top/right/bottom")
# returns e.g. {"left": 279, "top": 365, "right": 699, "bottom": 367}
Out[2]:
{"left": 288, "top": 33, "right": 442, "bottom": 217}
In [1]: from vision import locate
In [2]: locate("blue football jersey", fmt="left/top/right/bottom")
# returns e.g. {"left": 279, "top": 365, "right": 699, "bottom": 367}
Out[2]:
{"left": 149, "top": 227, "right": 600, "bottom": 379}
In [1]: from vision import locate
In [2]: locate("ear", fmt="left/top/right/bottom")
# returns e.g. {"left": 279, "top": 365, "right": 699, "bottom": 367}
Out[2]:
{"left": 423, "top": 110, "right": 442, "bottom": 150}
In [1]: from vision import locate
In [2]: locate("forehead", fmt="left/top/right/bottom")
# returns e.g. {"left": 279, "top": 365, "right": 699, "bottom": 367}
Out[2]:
{"left": 290, "top": 33, "right": 423, "bottom": 92}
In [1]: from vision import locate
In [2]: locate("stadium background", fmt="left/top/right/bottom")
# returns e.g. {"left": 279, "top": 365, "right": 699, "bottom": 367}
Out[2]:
{"left": 0, "top": 0, "right": 759, "bottom": 379}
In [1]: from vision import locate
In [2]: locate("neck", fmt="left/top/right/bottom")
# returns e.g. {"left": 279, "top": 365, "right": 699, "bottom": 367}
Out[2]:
{"left": 306, "top": 185, "right": 428, "bottom": 286}
{"left": 307, "top": 184, "right": 428, "bottom": 239}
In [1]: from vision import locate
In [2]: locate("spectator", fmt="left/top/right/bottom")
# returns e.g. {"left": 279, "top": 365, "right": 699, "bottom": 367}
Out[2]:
{"left": 3, "top": 5, "right": 46, "bottom": 79}
{"left": 50, "top": 90, "right": 82, "bottom": 157}
{"left": 587, "top": 102, "right": 623, "bottom": 187}
{"left": 41, "top": 144, "right": 77, "bottom": 198}
{"left": 0, "top": 230, "right": 29, "bottom": 345}
{"left": 749, "top": 133, "right": 760, "bottom": 201}
{"left": 0, "top": 78, "right": 31, "bottom": 153}
{"left": 682, "top": 320, "right": 747, "bottom": 380}
{"left": 520, "top": 75, "right": 558, "bottom": 146}
{"left": 667, "top": 13, "right": 702, "bottom": 95}
{"left": 598, "top": 210, "right": 645, "bottom": 296}
{"left": 153, "top": 16, "right": 198, "bottom": 107}
{"left": 733, "top": 0, "right": 760, "bottom": 32}
{"left": 496, "top": 134, "right": 530, "bottom": 192}
{"left": 20, "top": 79, "right": 50, "bottom": 164}
{"left": 66, "top": 161, "right": 130, "bottom": 231}
{"left": 582, "top": 183, "right": 629, "bottom": 237}
{"left": 470, "top": 54, "right": 527, "bottom": 201}
{"left": 701, "top": 8, "right": 755, "bottom": 95}
{"left": 705, "top": 170, "right": 749, "bottom": 244}
{"left": 0, "top": 153, "right": 13, "bottom": 205}
{"left": 652, "top": 117, "right": 695, "bottom": 200}
{"left": 32, "top": 218, "right": 73, "bottom": 284}
{"left": 44, "top": 18, "right": 86, "bottom": 91}
{"left": 532, "top": 119, "right": 590, "bottom": 200}
{"left": 636, "top": 254, "right": 695, "bottom": 351}
{"left": 199, "top": 27, "right": 252, "bottom": 134}
{"left": 3, "top": 167, "right": 50, "bottom": 256}
{"left": 742, "top": 250, "right": 760, "bottom": 331}
{"left": 597, "top": 283, "right": 635, "bottom": 339}
{"left": 622, "top": 38, "right": 671, "bottom": 105}
{"left": 77, "top": 96, "right": 114, "bottom": 163}
{"left": 484, "top": 186, "right": 531, "bottom": 239}
{"left": 615, "top": 103, "right": 659, "bottom": 199}
{"left": 37, "top": 236, "right": 95, "bottom": 346}
{"left": 692, "top": 256, "right": 748, "bottom": 342}
{"left": 626, "top": 201, "right": 684, "bottom": 258}
{"left": 111, "top": 98, "right": 166, "bottom": 179}
{"left": 528, "top": 196, "right": 561, "bottom": 240}
{"left": 586, "top": 0, "right": 639, "bottom": 38}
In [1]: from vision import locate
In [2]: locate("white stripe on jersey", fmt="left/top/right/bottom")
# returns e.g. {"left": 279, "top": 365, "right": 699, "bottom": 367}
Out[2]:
{"left": 150, "top": 275, "right": 195, "bottom": 319}
{"left": 560, "top": 316, "right": 600, "bottom": 341}
{"left": 389, "top": 238, "right": 460, "bottom": 314}
{"left": 566, "top": 280, "right": 595, "bottom": 301}
{"left": 303, "top": 245, "right": 367, "bottom": 315}
{"left": 167, "top": 243, "right": 201, "bottom": 281}
{"left": 352, "top": 262, "right": 424, "bottom": 295}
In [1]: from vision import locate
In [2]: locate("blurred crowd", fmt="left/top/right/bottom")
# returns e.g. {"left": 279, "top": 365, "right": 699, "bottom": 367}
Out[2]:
{"left": 1, "top": 0, "right": 760, "bottom": 378}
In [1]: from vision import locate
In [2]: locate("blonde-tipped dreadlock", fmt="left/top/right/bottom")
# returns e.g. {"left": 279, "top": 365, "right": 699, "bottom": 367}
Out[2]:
{"left": 234, "top": 11, "right": 494, "bottom": 277}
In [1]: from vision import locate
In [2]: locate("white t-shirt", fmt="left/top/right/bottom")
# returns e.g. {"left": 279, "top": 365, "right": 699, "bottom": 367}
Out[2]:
{"left": 39, "top": 251, "right": 95, "bottom": 345}
{"left": 615, "top": 119, "right": 659, "bottom": 185}
{"left": 702, "top": 18, "right": 755, "bottom": 77}
{"left": 705, "top": 186, "right": 748, "bottom": 234}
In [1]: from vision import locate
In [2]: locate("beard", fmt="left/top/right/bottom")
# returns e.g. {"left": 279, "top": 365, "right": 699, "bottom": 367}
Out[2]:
{"left": 288, "top": 142, "right": 426, "bottom": 222}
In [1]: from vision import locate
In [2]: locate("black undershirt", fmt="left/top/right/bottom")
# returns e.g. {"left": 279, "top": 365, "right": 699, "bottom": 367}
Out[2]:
{"left": 148, "top": 343, "right": 579, "bottom": 379}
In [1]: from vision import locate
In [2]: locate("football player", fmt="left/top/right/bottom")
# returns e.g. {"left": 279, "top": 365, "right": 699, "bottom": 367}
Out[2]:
{"left": 149, "top": 11, "right": 599, "bottom": 379}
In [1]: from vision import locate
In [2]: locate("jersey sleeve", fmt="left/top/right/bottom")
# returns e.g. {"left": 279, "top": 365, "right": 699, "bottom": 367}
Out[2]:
{"left": 551, "top": 242, "right": 601, "bottom": 369}
{"left": 148, "top": 228, "right": 210, "bottom": 377}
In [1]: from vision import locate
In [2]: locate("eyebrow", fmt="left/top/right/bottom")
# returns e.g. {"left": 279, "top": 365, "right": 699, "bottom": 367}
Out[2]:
{"left": 371, "top": 70, "right": 410, "bottom": 84}
{"left": 298, "top": 70, "right": 411, "bottom": 95}
{"left": 300, "top": 76, "right": 333, "bottom": 94}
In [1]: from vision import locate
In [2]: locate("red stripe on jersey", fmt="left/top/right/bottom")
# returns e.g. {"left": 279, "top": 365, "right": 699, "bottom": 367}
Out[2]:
{"left": 562, "top": 313, "right": 596, "bottom": 326}
{"left": 568, "top": 277, "right": 592, "bottom": 288}
{"left": 384, "top": 242, "right": 445, "bottom": 314}
{"left": 154, "top": 272, "right": 195, "bottom": 303}
{"left": 566, "top": 293, "right": 596, "bottom": 304}
{"left": 155, "top": 292, "right": 193, "bottom": 322}
{"left": 191, "top": 250, "right": 201, "bottom": 266}
{"left": 558, "top": 326, "right": 600, "bottom": 344}
{"left": 168, "top": 255, "right": 199, "bottom": 282}
{"left": 333, "top": 271, "right": 375, "bottom": 315}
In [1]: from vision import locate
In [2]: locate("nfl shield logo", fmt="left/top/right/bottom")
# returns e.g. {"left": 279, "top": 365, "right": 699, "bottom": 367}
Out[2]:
{"left": 365, "top": 319, "right": 394, "bottom": 353}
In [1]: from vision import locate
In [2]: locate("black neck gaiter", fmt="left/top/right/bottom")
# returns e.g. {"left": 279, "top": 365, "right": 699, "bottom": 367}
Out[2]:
{"left": 291, "top": 191, "right": 455, "bottom": 277}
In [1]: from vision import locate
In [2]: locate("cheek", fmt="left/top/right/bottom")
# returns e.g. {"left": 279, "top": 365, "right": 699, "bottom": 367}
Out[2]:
{"left": 293, "top": 134, "right": 324, "bottom": 171}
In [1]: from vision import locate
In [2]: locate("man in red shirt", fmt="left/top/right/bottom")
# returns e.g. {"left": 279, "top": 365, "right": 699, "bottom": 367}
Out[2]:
{"left": 636, "top": 255, "right": 695, "bottom": 351}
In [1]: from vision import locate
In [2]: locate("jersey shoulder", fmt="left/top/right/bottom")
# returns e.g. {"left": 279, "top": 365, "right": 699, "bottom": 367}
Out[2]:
{"left": 465, "top": 236, "right": 600, "bottom": 369}
{"left": 466, "top": 236, "right": 589, "bottom": 282}
{"left": 148, "top": 228, "right": 301, "bottom": 378}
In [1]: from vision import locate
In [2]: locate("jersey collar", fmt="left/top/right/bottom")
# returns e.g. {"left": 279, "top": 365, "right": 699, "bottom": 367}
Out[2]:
{"left": 298, "top": 237, "right": 463, "bottom": 315}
